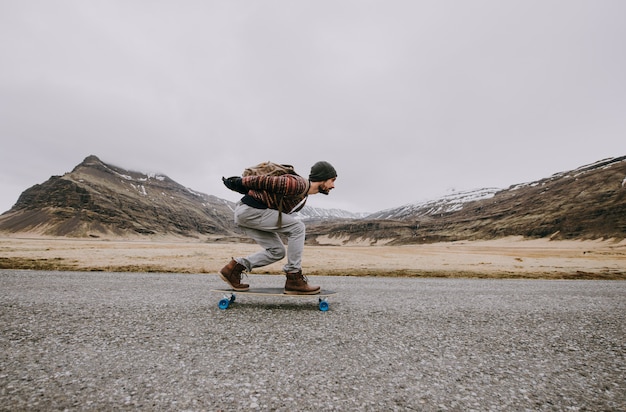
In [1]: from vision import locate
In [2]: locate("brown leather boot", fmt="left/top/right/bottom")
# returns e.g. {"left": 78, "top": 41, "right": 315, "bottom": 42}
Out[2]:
{"left": 284, "top": 270, "right": 320, "bottom": 295}
{"left": 219, "top": 259, "right": 249, "bottom": 291}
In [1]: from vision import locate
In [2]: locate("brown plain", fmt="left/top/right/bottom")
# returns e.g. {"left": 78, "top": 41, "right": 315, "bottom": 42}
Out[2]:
{"left": 1, "top": 236, "right": 624, "bottom": 280}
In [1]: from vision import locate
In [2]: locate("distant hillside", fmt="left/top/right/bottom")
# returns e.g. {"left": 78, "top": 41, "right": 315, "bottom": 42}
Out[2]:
{"left": 296, "top": 206, "right": 369, "bottom": 222}
{"left": 2, "top": 155, "right": 624, "bottom": 243}
{"left": 0, "top": 155, "right": 361, "bottom": 239}
{"left": 367, "top": 188, "right": 500, "bottom": 220}
{"left": 0, "top": 155, "right": 238, "bottom": 238}
{"left": 306, "top": 156, "right": 626, "bottom": 245}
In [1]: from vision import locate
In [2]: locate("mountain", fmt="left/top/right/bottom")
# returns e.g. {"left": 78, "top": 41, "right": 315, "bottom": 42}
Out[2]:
{"left": 0, "top": 155, "right": 238, "bottom": 239}
{"left": 295, "top": 206, "right": 369, "bottom": 222}
{"left": 366, "top": 188, "right": 500, "bottom": 220}
{"left": 306, "top": 156, "right": 626, "bottom": 245}
{"left": 2, "top": 155, "right": 625, "bottom": 243}
{"left": 0, "top": 155, "right": 360, "bottom": 239}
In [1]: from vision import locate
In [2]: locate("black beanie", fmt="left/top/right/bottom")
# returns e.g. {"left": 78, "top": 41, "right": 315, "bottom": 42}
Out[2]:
{"left": 309, "top": 161, "right": 337, "bottom": 182}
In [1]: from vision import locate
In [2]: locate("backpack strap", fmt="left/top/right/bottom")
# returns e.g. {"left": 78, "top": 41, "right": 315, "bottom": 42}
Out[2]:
{"left": 276, "top": 181, "right": 310, "bottom": 227}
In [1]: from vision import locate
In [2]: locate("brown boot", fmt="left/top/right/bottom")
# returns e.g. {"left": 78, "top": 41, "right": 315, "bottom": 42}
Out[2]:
{"left": 219, "top": 259, "right": 249, "bottom": 291}
{"left": 284, "top": 270, "right": 320, "bottom": 295}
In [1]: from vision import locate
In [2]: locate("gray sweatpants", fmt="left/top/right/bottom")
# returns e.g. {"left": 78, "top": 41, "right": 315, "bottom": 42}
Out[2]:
{"left": 233, "top": 203, "right": 305, "bottom": 273}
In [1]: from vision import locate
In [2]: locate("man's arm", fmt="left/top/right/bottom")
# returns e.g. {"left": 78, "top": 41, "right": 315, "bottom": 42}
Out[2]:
{"left": 242, "top": 174, "right": 308, "bottom": 196}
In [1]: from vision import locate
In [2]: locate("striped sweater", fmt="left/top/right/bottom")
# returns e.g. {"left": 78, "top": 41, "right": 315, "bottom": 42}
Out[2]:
{"left": 241, "top": 174, "right": 310, "bottom": 213}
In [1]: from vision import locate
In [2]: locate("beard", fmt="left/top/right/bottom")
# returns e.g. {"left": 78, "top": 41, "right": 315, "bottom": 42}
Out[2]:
{"left": 318, "top": 184, "right": 331, "bottom": 195}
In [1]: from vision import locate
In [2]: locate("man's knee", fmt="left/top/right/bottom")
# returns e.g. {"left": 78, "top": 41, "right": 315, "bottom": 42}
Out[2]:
{"left": 287, "top": 220, "right": 305, "bottom": 236}
{"left": 268, "top": 245, "right": 286, "bottom": 260}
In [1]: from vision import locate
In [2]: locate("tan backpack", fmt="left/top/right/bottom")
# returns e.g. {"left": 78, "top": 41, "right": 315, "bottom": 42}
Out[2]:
{"left": 241, "top": 161, "right": 306, "bottom": 226}
{"left": 242, "top": 161, "right": 297, "bottom": 177}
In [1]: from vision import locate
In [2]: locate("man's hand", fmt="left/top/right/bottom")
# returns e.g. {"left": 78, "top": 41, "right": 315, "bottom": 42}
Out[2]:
{"left": 222, "top": 176, "right": 247, "bottom": 194}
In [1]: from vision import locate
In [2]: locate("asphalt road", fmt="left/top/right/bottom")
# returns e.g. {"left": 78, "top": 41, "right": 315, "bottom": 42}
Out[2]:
{"left": 1, "top": 270, "right": 624, "bottom": 411}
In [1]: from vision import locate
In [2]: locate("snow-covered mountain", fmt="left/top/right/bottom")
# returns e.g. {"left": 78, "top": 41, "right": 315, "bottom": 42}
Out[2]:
{"left": 0, "top": 155, "right": 239, "bottom": 238}
{"left": 2, "top": 154, "right": 624, "bottom": 242}
{"left": 366, "top": 188, "right": 500, "bottom": 220}
{"left": 295, "top": 205, "right": 369, "bottom": 221}
{"left": 306, "top": 156, "right": 626, "bottom": 244}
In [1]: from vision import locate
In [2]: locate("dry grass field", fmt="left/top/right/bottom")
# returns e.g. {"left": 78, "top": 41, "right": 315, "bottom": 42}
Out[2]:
{"left": 1, "top": 235, "right": 625, "bottom": 279}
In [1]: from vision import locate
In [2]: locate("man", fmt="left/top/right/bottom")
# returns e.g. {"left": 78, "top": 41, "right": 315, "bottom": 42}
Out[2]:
{"left": 220, "top": 161, "right": 337, "bottom": 295}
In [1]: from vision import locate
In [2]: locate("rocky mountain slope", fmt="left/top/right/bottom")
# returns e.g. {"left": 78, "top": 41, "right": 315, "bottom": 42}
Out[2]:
{"left": 0, "top": 156, "right": 238, "bottom": 238}
{"left": 306, "top": 156, "right": 626, "bottom": 245}
{"left": 296, "top": 206, "right": 369, "bottom": 222}
{"left": 1, "top": 155, "right": 624, "bottom": 243}
{"left": 0, "top": 155, "right": 362, "bottom": 239}
{"left": 366, "top": 188, "right": 500, "bottom": 220}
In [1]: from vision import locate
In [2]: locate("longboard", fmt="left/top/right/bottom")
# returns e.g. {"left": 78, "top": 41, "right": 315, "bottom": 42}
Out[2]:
{"left": 210, "top": 287, "right": 337, "bottom": 311}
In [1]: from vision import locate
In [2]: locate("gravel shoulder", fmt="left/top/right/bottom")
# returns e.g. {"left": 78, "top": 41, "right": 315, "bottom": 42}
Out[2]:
{"left": 1, "top": 270, "right": 625, "bottom": 411}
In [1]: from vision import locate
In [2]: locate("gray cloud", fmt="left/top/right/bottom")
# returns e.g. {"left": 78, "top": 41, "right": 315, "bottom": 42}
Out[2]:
{"left": 1, "top": 0, "right": 624, "bottom": 214}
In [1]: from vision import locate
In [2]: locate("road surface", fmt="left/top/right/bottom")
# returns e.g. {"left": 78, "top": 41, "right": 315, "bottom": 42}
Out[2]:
{"left": 1, "top": 270, "right": 624, "bottom": 410}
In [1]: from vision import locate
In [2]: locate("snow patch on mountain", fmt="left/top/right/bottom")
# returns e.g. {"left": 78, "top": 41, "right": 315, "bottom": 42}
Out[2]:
{"left": 294, "top": 205, "right": 368, "bottom": 221}
{"left": 367, "top": 188, "right": 500, "bottom": 220}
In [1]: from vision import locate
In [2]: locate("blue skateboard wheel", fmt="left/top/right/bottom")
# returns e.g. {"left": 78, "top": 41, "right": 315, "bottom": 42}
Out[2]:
{"left": 218, "top": 298, "right": 231, "bottom": 310}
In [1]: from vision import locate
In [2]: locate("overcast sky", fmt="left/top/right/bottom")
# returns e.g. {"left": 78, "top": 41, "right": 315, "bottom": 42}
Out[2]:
{"left": 1, "top": 1, "right": 624, "bottom": 214}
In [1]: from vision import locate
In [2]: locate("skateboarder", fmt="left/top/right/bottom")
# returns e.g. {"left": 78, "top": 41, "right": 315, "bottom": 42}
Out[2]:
{"left": 220, "top": 161, "right": 337, "bottom": 294}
